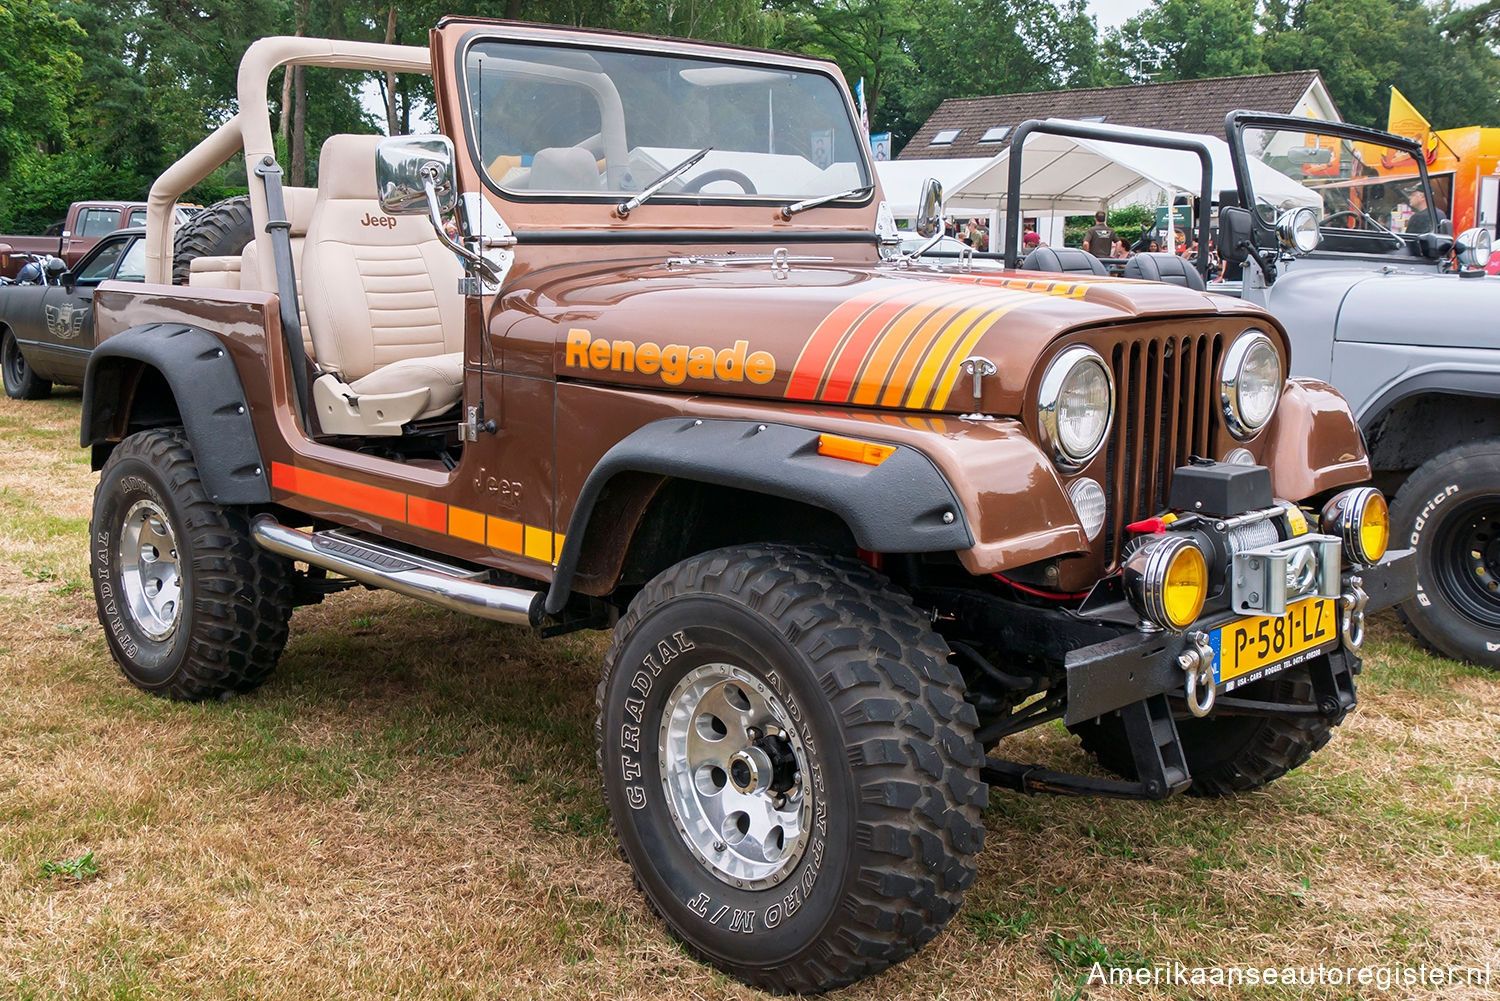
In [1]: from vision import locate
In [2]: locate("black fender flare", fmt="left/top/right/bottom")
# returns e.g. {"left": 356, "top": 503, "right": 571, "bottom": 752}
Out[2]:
{"left": 543, "top": 418, "right": 973, "bottom": 615}
{"left": 1358, "top": 370, "right": 1500, "bottom": 434}
{"left": 81, "top": 322, "right": 270, "bottom": 504}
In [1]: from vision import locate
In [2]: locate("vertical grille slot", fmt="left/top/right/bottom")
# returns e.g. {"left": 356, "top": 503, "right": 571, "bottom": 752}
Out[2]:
{"left": 1102, "top": 330, "right": 1223, "bottom": 567}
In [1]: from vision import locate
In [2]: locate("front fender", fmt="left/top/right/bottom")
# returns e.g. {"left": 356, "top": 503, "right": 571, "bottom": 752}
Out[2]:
{"left": 1260, "top": 378, "right": 1369, "bottom": 500}
{"left": 544, "top": 417, "right": 973, "bottom": 614}
{"left": 82, "top": 322, "right": 269, "bottom": 504}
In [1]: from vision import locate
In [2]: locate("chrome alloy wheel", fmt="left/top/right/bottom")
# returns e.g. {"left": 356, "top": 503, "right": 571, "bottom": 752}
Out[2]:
{"left": 117, "top": 499, "right": 183, "bottom": 641}
{"left": 660, "top": 663, "right": 812, "bottom": 890}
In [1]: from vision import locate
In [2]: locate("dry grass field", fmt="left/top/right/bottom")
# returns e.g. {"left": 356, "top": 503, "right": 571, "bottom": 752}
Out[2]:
{"left": 2, "top": 390, "right": 1497, "bottom": 1000}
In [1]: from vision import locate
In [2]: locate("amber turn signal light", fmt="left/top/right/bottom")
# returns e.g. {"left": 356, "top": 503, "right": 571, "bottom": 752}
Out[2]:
{"left": 816, "top": 434, "right": 896, "bottom": 466}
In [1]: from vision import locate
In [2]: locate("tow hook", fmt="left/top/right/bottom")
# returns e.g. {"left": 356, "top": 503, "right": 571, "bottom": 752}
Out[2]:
{"left": 1341, "top": 575, "right": 1369, "bottom": 651}
{"left": 1178, "top": 630, "right": 1216, "bottom": 718}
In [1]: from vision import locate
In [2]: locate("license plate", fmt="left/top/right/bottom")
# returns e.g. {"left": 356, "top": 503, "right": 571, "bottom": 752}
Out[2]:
{"left": 1208, "top": 597, "right": 1338, "bottom": 691}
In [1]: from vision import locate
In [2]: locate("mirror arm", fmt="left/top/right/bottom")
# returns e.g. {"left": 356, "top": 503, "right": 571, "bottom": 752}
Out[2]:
{"left": 421, "top": 164, "right": 509, "bottom": 286}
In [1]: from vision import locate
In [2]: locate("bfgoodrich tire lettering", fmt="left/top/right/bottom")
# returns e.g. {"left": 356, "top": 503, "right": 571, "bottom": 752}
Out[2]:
{"left": 91, "top": 428, "right": 292, "bottom": 699}
{"left": 596, "top": 545, "right": 986, "bottom": 993}
{"left": 1391, "top": 440, "right": 1500, "bottom": 667}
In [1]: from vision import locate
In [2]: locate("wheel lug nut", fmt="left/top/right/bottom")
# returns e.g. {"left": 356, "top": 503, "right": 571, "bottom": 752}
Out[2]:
{"left": 747, "top": 726, "right": 761, "bottom": 740}
{"left": 712, "top": 840, "right": 725, "bottom": 852}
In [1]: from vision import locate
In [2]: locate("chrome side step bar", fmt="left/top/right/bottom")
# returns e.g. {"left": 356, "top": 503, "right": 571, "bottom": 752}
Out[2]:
{"left": 251, "top": 516, "right": 541, "bottom": 627}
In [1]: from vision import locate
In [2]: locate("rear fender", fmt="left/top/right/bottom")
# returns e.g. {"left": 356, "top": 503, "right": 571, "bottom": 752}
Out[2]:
{"left": 82, "top": 322, "right": 269, "bottom": 503}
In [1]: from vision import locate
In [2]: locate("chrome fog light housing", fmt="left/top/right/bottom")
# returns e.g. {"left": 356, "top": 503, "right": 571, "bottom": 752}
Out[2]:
{"left": 1068, "top": 477, "right": 1108, "bottom": 541}
{"left": 1123, "top": 534, "right": 1209, "bottom": 632}
{"left": 1222, "top": 447, "right": 1255, "bottom": 465}
{"left": 1456, "top": 226, "right": 1492, "bottom": 270}
{"left": 1277, "top": 206, "right": 1321, "bottom": 253}
{"left": 1321, "top": 486, "right": 1389, "bottom": 565}
{"left": 1221, "top": 330, "right": 1282, "bottom": 438}
{"left": 1038, "top": 345, "right": 1114, "bottom": 468}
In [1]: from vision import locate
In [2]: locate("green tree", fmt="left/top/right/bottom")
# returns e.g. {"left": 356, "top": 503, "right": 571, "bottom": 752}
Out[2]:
{"left": 0, "top": 0, "right": 84, "bottom": 177}
{"left": 1101, "top": 0, "right": 1264, "bottom": 84}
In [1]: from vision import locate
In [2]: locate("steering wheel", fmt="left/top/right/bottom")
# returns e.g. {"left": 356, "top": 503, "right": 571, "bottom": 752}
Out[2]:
{"left": 681, "top": 168, "right": 757, "bottom": 194}
{"left": 1319, "top": 210, "right": 1365, "bottom": 229}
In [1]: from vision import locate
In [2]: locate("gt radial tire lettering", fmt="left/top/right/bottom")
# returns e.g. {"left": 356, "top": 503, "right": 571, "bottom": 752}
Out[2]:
{"left": 618, "top": 630, "right": 695, "bottom": 810}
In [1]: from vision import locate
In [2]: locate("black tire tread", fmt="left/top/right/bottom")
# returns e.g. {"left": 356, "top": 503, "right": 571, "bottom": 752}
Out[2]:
{"left": 595, "top": 544, "right": 986, "bottom": 994}
{"left": 93, "top": 428, "right": 292, "bottom": 699}
{"left": 1072, "top": 669, "right": 1332, "bottom": 798}
{"left": 2, "top": 327, "right": 51, "bottom": 399}
{"left": 1390, "top": 439, "right": 1500, "bottom": 666}
{"left": 171, "top": 195, "right": 256, "bottom": 285}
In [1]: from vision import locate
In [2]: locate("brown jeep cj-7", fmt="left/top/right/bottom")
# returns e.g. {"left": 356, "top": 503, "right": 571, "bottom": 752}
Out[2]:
{"left": 83, "top": 21, "right": 1415, "bottom": 993}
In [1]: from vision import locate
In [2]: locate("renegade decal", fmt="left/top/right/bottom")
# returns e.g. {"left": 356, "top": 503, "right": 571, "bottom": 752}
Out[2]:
{"left": 269, "top": 462, "right": 564, "bottom": 565}
{"left": 565, "top": 328, "right": 775, "bottom": 386}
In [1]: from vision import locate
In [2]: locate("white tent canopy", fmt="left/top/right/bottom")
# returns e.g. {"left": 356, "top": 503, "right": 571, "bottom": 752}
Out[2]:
{"left": 877, "top": 119, "right": 1319, "bottom": 218}
{"left": 872, "top": 156, "right": 997, "bottom": 217}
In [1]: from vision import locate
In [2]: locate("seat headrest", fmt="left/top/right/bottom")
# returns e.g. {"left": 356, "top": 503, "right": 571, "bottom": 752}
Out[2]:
{"left": 315, "top": 134, "right": 384, "bottom": 201}
{"left": 1123, "top": 252, "right": 1206, "bottom": 291}
{"left": 282, "top": 186, "right": 318, "bottom": 234}
{"left": 1021, "top": 246, "right": 1109, "bottom": 277}
{"left": 529, "top": 146, "right": 601, "bottom": 191}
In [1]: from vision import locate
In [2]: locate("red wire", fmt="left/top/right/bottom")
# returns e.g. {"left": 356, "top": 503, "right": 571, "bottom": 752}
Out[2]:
{"left": 992, "top": 572, "right": 1089, "bottom": 601}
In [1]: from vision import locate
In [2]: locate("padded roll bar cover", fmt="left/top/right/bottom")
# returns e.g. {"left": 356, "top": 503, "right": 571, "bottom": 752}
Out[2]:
{"left": 1123, "top": 252, "right": 1206, "bottom": 290}
{"left": 1021, "top": 246, "right": 1109, "bottom": 277}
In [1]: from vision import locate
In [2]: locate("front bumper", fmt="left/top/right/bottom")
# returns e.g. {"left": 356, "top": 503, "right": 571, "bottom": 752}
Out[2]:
{"left": 1062, "top": 547, "right": 1416, "bottom": 726}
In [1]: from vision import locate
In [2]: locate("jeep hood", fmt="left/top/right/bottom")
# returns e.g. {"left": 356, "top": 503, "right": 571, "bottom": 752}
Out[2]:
{"left": 503, "top": 261, "right": 1268, "bottom": 415}
{"left": 1331, "top": 269, "right": 1500, "bottom": 350}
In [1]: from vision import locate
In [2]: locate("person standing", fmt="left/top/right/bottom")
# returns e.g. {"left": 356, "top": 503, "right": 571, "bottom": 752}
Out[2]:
{"left": 1084, "top": 211, "right": 1115, "bottom": 258}
{"left": 1404, "top": 185, "right": 1447, "bottom": 234}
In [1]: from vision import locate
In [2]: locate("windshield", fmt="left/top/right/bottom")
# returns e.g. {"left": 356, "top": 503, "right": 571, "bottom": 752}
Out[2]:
{"left": 1239, "top": 123, "right": 1449, "bottom": 242}
{"left": 464, "top": 41, "right": 870, "bottom": 202}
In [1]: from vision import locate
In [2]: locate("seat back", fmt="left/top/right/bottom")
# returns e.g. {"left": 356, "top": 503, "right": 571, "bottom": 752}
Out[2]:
{"left": 1123, "top": 252, "right": 1206, "bottom": 291}
{"left": 242, "top": 186, "right": 317, "bottom": 352}
{"left": 1021, "top": 246, "right": 1109, "bottom": 277}
{"left": 301, "top": 134, "right": 464, "bottom": 382}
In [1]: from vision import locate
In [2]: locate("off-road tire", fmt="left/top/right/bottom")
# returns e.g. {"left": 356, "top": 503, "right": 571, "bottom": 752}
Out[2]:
{"left": 1391, "top": 441, "right": 1500, "bottom": 668}
{"left": 1070, "top": 663, "right": 1335, "bottom": 797}
{"left": 91, "top": 428, "right": 293, "bottom": 699}
{"left": 2, "top": 327, "right": 51, "bottom": 399}
{"left": 596, "top": 544, "right": 987, "bottom": 994}
{"left": 171, "top": 195, "right": 255, "bottom": 285}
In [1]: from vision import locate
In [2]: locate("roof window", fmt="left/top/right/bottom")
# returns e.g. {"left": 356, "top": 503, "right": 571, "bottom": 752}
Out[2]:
{"left": 930, "top": 128, "right": 961, "bottom": 146}
{"left": 979, "top": 126, "right": 1011, "bottom": 143}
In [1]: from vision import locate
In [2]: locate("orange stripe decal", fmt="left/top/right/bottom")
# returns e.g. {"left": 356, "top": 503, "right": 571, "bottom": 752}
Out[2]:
{"left": 449, "top": 506, "right": 487, "bottom": 545}
{"left": 853, "top": 286, "right": 995, "bottom": 407}
{"left": 270, "top": 461, "right": 406, "bottom": 522}
{"left": 487, "top": 516, "right": 525, "bottom": 554}
{"left": 906, "top": 290, "right": 1029, "bottom": 409}
{"left": 785, "top": 283, "right": 923, "bottom": 400}
{"left": 407, "top": 496, "right": 448, "bottom": 534}
{"left": 819, "top": 284, "right": 963, "bottom": 403}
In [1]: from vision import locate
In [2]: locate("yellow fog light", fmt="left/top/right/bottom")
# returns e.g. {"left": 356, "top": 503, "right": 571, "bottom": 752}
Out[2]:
{"left": 1123, "top": 535, "right": 1209, "bottom": 632}
{"left": 1321, "top": 487, "right": 1389, "bottom": 565}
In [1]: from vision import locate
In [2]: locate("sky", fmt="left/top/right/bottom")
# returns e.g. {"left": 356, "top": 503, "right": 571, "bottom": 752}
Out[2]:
{"left": 1084, "top": 0, "right": 1156, "bottom": 31}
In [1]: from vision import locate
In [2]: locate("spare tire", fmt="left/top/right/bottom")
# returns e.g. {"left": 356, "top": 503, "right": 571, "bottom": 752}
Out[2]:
{"left": 171, "top": 195, "right": 255, "bottom": 284}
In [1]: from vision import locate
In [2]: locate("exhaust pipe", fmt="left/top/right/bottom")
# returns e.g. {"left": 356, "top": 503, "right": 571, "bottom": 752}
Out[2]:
{"left": 252, "top": 516, "right": 541, "bottom": 627}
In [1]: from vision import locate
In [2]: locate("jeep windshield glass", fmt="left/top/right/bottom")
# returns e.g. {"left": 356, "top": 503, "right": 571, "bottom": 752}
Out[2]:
{"left": 1239, "top": 123, "right": 1449, "bottom": 241}
{"left": 464, "top": 41, "right": 871, "bottom": 202}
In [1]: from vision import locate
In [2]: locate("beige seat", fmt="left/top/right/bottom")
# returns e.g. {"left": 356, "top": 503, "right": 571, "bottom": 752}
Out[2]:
{"left": 301, "top": 134, "right": 465, "bottom": 436}
{"left": 242, "top": 186, "right": 317, "bottom": 352}
{"left": 187, "top": 255, "right": 242, "bottom": 289}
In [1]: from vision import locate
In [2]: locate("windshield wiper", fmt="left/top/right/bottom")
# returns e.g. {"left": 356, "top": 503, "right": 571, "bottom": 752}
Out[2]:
{"left": 616, "top": 147, "right": 712, "bottom": 218}
{"left": 780, "top": 184, "right": 874, "bottom": 220}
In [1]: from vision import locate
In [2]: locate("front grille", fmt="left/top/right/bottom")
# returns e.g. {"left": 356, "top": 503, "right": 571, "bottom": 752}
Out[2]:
{"left": 1102, "top": 332, "right": 1224, "bottom": 566}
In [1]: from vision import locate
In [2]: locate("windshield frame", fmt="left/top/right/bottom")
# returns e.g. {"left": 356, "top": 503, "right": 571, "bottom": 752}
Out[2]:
{"left": 452, "top": 28, "right": 877, "bottom": 212}
{"left": 1226, "top": 110, "right": 1439, "bottom": 256}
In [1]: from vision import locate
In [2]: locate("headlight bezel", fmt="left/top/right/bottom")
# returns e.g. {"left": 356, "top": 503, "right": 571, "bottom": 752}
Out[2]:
{"left": 1038, "top": 345, "right": 1115, "bottom": 470}
{"left": 1220, "top": 329, "right": 1283, "bottom": 439}
{"left": 1321, "top": 486, "right": 1390, "bottom": 565}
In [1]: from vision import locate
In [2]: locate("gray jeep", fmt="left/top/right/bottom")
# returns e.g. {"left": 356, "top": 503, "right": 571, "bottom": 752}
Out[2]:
{"left": 995, "top": 113, "right": 1498, "bottom": 667}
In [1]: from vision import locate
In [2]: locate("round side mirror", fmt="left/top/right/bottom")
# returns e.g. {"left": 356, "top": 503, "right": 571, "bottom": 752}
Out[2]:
{"left": 915, "top": 178, "right": 945, "bottom": 238}
{"left": 1456, "top": 227, "right": 1493, "bottom": 270}
{"left": 1276, "top": 206, "right": 1320, "bottom": 254}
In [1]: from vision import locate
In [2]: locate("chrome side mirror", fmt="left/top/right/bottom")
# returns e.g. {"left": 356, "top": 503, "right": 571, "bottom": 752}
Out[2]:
{"left": 376, "top": 135, "right": 458, "bottom": 216}
{"left": 915, "top": 178, "right": 945, "bottom": 238}
{"left": 1275, "top": 206, "right": 1320, "bottom": 254}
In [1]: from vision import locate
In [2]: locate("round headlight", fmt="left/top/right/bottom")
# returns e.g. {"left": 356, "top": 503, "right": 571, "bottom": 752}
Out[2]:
{"left": 1039, "top": 346, "right": 1114, "bottom": 467}
{"left": 1221, "top": 331, "right": 1282, "bottom": 438}
{"left": 1277, "top": 206, "right": 1321, "bottom": 254}
{"left": 1321, "top": 487, "right": 1389, "bottom": 565}
{"left": 1457, "top": 226, "right": 1493, "bottom": 270}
